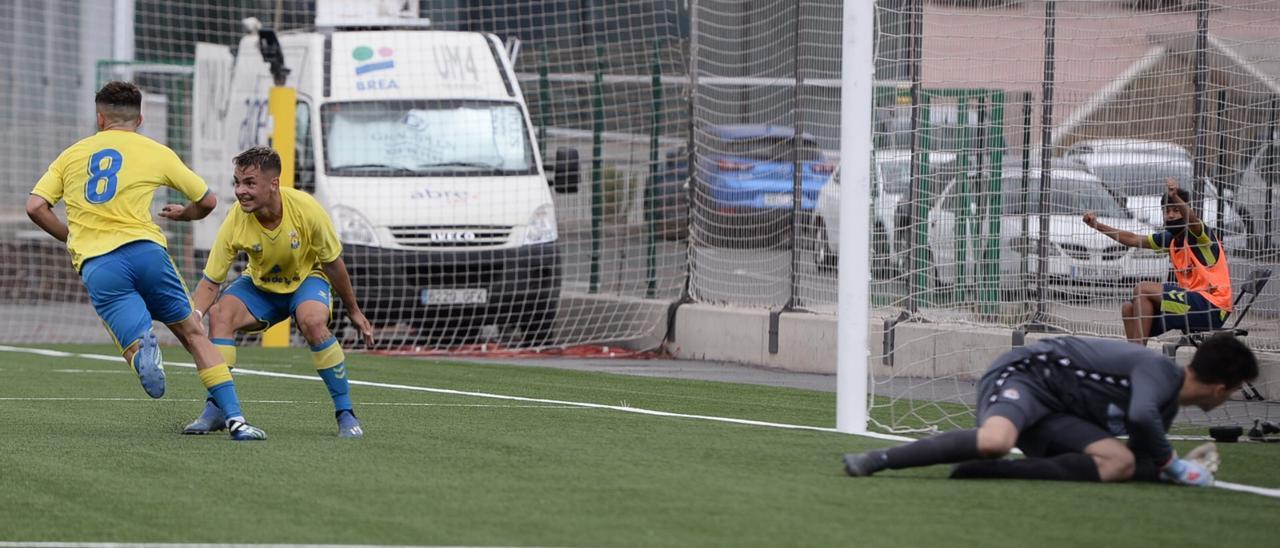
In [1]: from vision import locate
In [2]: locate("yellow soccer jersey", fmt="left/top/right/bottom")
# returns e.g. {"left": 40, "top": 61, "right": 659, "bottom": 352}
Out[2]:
{"left": 31, "top": 130, "right": 210, "bottom": 270}
{"left": 203, "top": 187, "right": 343, "bottom": 294}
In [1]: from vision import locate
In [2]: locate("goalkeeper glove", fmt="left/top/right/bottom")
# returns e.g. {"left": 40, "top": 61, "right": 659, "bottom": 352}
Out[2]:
{"left": 1161, "top": 456, "right": 1214, "bottom": 487}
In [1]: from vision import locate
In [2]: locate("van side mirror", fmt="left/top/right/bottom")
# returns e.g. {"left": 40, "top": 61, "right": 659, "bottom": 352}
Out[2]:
{"left": 552, "top": 148, "right": 580, "bottom": 194}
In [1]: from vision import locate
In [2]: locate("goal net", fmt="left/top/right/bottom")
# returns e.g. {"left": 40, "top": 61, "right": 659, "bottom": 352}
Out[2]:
{"left": 1, "top": 0, "right": 691, "bottom": 351}
{"left": 867, "top": 0, "right": 1280, "bottom": 434}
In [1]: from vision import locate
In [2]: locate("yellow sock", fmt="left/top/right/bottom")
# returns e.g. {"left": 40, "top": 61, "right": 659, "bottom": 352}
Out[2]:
{"left": 212, "top": 338, "right": 237, "bottom": 369}
{"left": 197, "top": 363, "right": 234, "bottom": 389}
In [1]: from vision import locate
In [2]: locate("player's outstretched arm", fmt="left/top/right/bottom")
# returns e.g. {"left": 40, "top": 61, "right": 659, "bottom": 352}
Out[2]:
{"left": 322, "top": 257, "right": 375, "bottom": 347}
{"left": 1082, "top": 211, "right": 1153, "bottom": 249}
{"left": 25, "top": 194, "right": 68, "bottom": 243}
{"left": 159, "top": 192, "right": 218, "bottom": 222}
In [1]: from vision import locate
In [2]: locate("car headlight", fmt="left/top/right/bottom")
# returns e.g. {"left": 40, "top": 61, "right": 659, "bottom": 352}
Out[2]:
{"left": 330, "top": 205, "right": 378, "bottom": 246}
{"left": 524, "top": 203, "right": 558, "bottom": 245}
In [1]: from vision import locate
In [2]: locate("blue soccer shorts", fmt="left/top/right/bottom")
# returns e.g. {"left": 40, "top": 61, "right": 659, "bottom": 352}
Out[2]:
{"left": 221, "top": 275, "right": 332, "bottom": 329}
{"left": 80, "top": 240, "right": 193, "bottom": 351}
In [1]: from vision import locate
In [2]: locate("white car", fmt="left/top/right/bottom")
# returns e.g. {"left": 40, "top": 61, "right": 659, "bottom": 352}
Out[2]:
{"left": 894, "top": 166, "right": 1167, "bottom": 290}
{"left": 810, "top": 149, "right": 957, "bottom": 273}
{"left": 1066, "top": 139, "right": 1248, "bottom": 249}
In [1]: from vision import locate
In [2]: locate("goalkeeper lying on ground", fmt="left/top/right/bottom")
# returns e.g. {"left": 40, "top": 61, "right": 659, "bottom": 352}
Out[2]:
{"left": 843, "top": 333, "right": 1256, "bottom": 486}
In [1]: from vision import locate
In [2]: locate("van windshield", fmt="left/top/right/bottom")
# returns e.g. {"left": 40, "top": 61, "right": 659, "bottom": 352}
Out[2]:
{"left": 321, "top": 100, "right": 536, "bottom": 177}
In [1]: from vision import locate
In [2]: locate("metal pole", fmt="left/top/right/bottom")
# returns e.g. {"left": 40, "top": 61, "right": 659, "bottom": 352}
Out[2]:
{"left": 1215, "top": 88, "right": 1227, "bottom": 232}
{"left": 906, "top": 0, "right": 924, "bottom": 313}
{"left": 954, "top": 97, "right": 970, "bottom": 303}
{"left": 1031, "top": 0, "right": 1057, "bottom": 331}
{"left": 1192, "top": 0, "right": 1209, "bottom": 209}
{"left": 986, "top": 91, "right": 1006, "bottom": 315}
{"left": 788, "top": 0, "right": 803, "bottom": 310}
{"left": 682, "top": 0, "right": 699, "bottom": 304}
{"left": 538, "top": 47, "right": 551, "bottom": 155}
{"left": 646, "top": 41, "right": 663, "bottom": 299}
{"left": 590, "top": 44, "right": 605, "bottom": 293}
{"left": 1020, "top": 91, "right": 1033, "bottom": 296}
{"left": 1266, "top": 97, "right": 1278, "bottom": 250}
{"left": 836, "top": 0, "right": 873, "bottom": 435}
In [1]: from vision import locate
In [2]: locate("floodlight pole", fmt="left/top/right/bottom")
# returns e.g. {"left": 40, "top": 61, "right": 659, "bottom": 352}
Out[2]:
{"left": 835, "top": 0, "right": 873, "bottom": 434}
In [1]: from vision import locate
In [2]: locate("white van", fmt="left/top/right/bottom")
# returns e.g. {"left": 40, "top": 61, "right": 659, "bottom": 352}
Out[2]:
{"left": 191, "top": 21, "right": 576, "bottom": 344}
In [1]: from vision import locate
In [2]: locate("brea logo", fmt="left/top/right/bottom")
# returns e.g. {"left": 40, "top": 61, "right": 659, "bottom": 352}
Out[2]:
{"left": 353, "top": 45, "right": 400, "bottom": 91}
{"left": 353, "top": 45, "right": 395, "bottom": 74}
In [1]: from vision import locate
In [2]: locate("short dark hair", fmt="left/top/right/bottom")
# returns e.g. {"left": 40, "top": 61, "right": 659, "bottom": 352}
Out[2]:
{"left": 1161, "top": 188, "right": 1192, "bottom": 208}
{"left": 1189, "top": 333, "right": 1258, "bottom": 388}
{"left": 233, "top": 146, "right": 282, "bottom": 176}
{"left": 95, "top": 81, "right": 142, "bottom": 124}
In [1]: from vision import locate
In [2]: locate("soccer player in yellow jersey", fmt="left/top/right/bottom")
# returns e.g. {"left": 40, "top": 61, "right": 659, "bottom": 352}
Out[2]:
{"left": 183, "top": 146, "right": 375, "bottom": 438}
{"left": 25, "top": 81, "right": 266, "bottom": 441}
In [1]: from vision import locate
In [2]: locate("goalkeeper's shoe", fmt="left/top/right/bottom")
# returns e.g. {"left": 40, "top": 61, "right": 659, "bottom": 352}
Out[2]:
{"left": 1161, "top": 458, "right": 1214, "bottom": 487}
{"left": 130, "top": 331, "right": 166, "bottom": 399}
{"left": 842, "top": 452, "right": 884, "bottom": 477}
{"left": 182, "top": 399, "right": 226, "bottom": 435}
{"left": 337, "top": 410, "right": 364, "bottom": 439}
{"left": 1184, "top": 442, "right": 1220, "bottom": 474}
{"left": 227, "top": 419, "right": 267, "bottom": 441}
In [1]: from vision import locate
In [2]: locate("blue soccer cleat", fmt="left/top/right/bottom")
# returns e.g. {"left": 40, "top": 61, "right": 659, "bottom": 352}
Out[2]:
{"left": 227, "top": 419, "right": 267, "bottom": 441}
{"left": 337, "top": 410, "right": 364, "bottom": 439}
{"left": 182, "top": 399, "right": 226, "bottom": 435}
{"left": 130, "top": 331, "right": 166, "bottom": 398}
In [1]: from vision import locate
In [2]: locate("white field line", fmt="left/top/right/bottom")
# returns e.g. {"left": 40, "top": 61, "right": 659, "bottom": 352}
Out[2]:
{"left": 0, "top": 397, "right": 584, "bottom": 409}
{"left": 2, "top": 345, "right": 1276, "bottom": 500}
{"left": 0, "top": 543, "right": 447, "bottom": 548}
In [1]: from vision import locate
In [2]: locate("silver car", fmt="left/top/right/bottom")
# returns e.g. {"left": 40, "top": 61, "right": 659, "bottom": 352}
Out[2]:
{"left": 894, "top": 166, "right": 1167, "bottom": 290}
{"left": 810, "top": 149, "right": 957, "bottom": 273}
{"left": 1066, "top": 139, "right": 1247, "bottom": 249}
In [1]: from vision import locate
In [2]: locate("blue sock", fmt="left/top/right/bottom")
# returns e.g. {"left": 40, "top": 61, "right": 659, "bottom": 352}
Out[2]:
{"left": 207, "top": 382, "right": 243, "bottom": 420}
{"left": 318, "top": 364, "right": 352, "bottom": 412}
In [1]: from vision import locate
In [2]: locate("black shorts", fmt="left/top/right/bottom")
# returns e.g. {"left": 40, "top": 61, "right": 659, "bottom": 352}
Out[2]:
{"left": 976, "top": 352, "right": 1111, "bottom": 457}
{"left": 1149, "top": 283, "right": 1227, "bottom": 337}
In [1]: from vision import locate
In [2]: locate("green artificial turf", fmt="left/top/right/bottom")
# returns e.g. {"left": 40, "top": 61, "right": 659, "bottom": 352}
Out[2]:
{"left": 0, "top": 344, "right": 1275, "bottom": 547}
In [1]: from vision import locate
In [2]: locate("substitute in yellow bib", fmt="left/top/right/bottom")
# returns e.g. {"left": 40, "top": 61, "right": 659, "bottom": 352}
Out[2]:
{"left": 25, "top": 81, "right": 266, "bottom": 440}
{"left": 187, "top": 146, "right": 375, "bottom": 438}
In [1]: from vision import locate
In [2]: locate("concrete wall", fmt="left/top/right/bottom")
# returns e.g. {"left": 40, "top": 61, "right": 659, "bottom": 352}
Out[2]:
{"left": 644, "top": 301, "right": 1279, "bottom": 398}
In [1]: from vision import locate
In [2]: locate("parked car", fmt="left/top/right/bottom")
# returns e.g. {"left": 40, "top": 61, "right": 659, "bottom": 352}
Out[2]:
{"left": 1066, "top": 139, "right": 1247, "bottom": 249}
{"left": 809, "top": 148, "right": 957, "bottom": 274}
{"left": 692, "top": 125, "right": 836, "bottom": 247}
{"left": 1232, "top": 132, "right": 1278, "bottom": 251}
{"left": 893, "top": 165, "right": 1167, "bottom": 290}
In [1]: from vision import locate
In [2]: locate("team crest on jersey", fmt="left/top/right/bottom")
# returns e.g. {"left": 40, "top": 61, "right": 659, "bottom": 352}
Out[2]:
{"left": 250, "top": 243, "right": 263, "bottom": 255}
{"left": 1001, "top": 388, "right": 1021, "bottom": 401}
{"left": 289, "top": 230, "right": 300, "bottom": 250}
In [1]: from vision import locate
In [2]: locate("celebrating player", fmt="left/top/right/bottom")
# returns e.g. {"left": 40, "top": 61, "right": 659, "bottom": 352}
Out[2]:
{"left": 182, "top": 146, "right": 375, "bottom": 438}
{"left": 842, "top": 333, "right": 1256, "bottom": 485}
{"left": 1083, "top": 177, "right": 1232, "bottom": 345}
{"left": 26, "top": 81, "right": 267, "bottom": 441}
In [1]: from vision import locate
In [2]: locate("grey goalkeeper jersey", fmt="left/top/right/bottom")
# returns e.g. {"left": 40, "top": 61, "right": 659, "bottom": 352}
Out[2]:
{"left": 995, "top": 336, "right": 1184, "bottom": 464}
